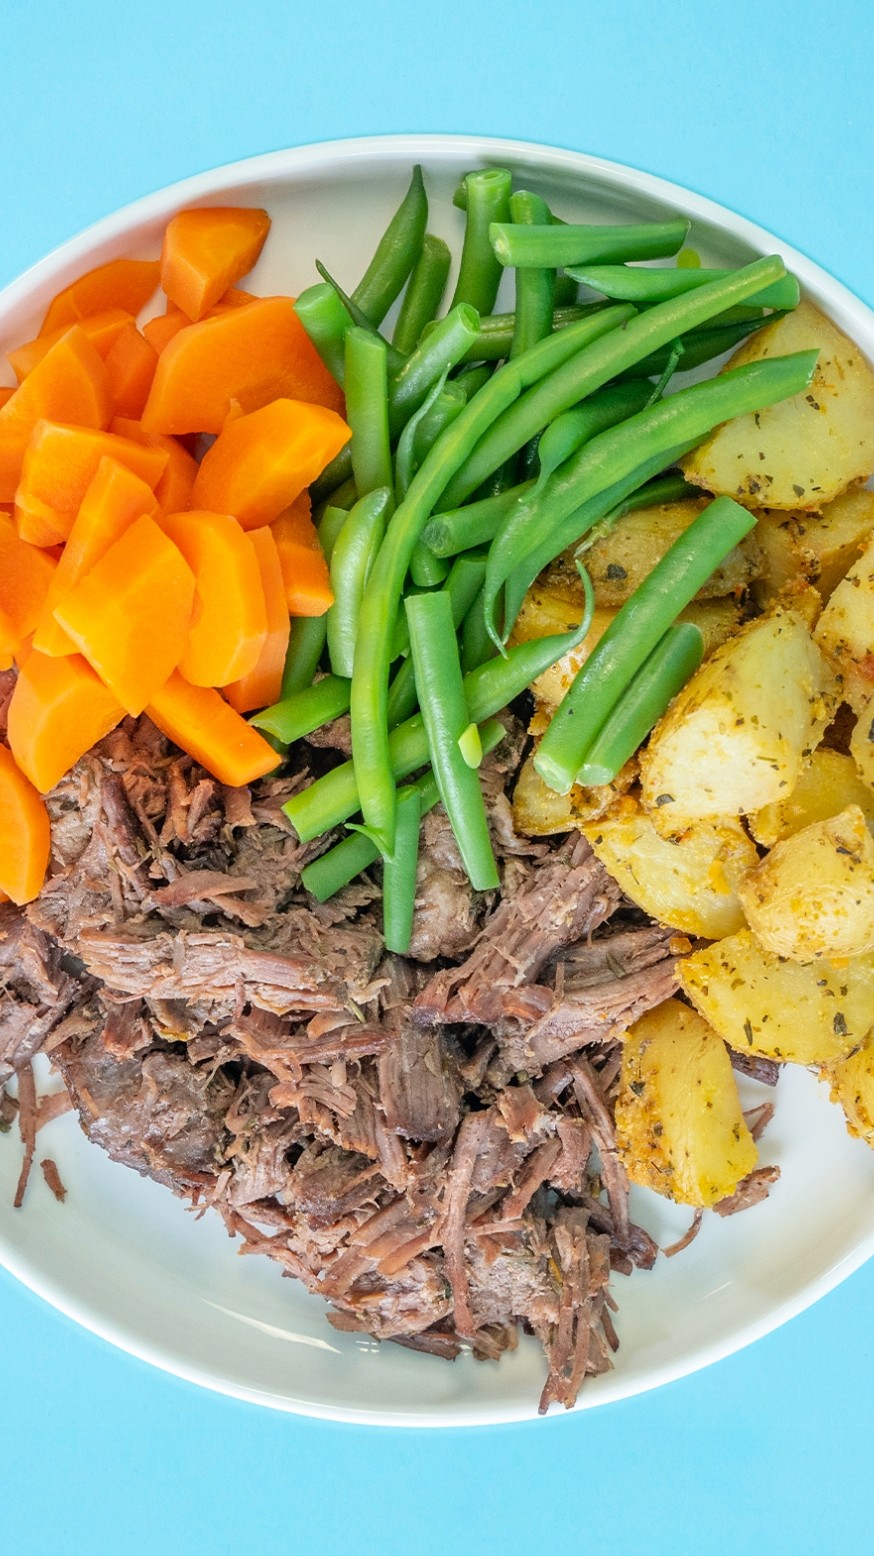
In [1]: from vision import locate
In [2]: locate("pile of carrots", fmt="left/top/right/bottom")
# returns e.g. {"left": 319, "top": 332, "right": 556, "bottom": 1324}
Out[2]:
{"left": 0, "top": 205, "right": 349, "bottom": 905}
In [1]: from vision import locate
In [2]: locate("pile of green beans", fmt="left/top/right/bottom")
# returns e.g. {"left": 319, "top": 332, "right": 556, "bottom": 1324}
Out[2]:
{"left": 254, "top": 162, "right": 811, "bottom": 953}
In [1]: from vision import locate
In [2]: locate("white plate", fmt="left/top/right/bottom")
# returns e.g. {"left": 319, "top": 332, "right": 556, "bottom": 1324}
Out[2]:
{"left": 2, "top": 135, "right": 874, "bottom": 1427}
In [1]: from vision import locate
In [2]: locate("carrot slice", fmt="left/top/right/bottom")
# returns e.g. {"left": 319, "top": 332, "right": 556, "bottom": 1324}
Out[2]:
{"left": 40, "top": 258, "right": 160, "bottom": 335}
{"left": 0, "top": 605, "right": 17, "bottom": 670}
{"left": 9, "top": 309, "right": 134, "bottom": 382}
{"left": 224, "top": 527, "right": 290, "bottom": 713}
{"left": 111, "top": 416, "right": 198, "bottom": 512}
{"left": 191, "top": 397, "right": 350, "bottom": 530}
{"left": 142, "top": 309, "right": 189, "bottom": 355}
{"left": 0, "top": 389, "right": 14, "bottom": 410}
{"left": 161, "top": 206, "right": 271, "bottom": 322}
{"left": 103, "top": 323, "right": 158, "bottom": 418}
{"left": 53, "top": 513, "right": 195, "bottom": 715}
{"left": 162, "top": 510, "right": 267, "bottom": 686}
{"left": 14, "top": 420, "right": 168, "bottom": 545}
{"left": 271, "top": 495, "right": 333, "bottom": 616}
{"left": 147, "top": 672, "right": 278, "bottom": 786}
{"left": 0, "top": 514, "right": 57, "bottom": 646}
{"left": 140, "top": 296, "right": 344, "bottom": 434}
{"left": 33, "top": 457, "right": 158, "bottom": 656}
{"left": 7, "top": 649, "right": 124, "bottom": 793}
{"left": 0, "top": 327, "right": 112, "bottom": 502}
{"left": 0, "top": 746, "right": 51, "bottom": 903}
{"left": 215, "top": 287, "right": 257, "bottom": 308}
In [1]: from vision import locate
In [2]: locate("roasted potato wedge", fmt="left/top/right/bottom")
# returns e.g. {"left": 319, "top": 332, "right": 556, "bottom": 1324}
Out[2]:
{"left": 639, "top": 607, "right": 838, "bottom": 833}
{"left": 582, "top": 802, "right": 758, "bottom": 938}
{"left": 851, "top": 698, "right": 874, "bottom": 787}
{"left": 822, "top": 1039, "right": 874, "bottom": 1150}
{"left": 511, "top": 748, "right": 636, "bottom": 835}
{"left": 582, "top": 498, "right": 761, "bottom": 608}
{"left": 615, "top": 998, "right": 758, "bottom": 1208}
{"left": 814, "top": 534, "right": 874, "bottom": 710}
{"left": 679, "top": 929, "right": 874, "bottom": 1064}
{"left": 749, "top": 747, "right": 874, "bottom": 845}
{"left": 682, "top": 301, "right": 874, "bottom": 510}
{"left": 754, "top": 487, "right": 874, "bottom": 605}
{"left": 738, "top": 805, "right": 874, "bottom": 961}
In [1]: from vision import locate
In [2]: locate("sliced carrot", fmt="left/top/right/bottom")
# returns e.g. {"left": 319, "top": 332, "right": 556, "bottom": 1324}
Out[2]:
{"left": 147, "top": 672, "right": 278, "bottom": 786}
{"left": 103, "top": 322, "right": 158, "bottom": 419}
{"left": 215, "top": 287, "right": 257, "bottom": 308}
{"left": 161, "top": 206, "right": 271, "bottom": 322}
{"left": 0, "top": 746, "right": 51, "bottom": 903}
{"left": 0, "top": 389, "right": 14, "bottom": 410}
{"left": 0, "top": 327, "right": 112, "bottom": 502}
{"left": 191, "top": 397, "right": 350, "bottom": 530}
{"left": 110, "top": 416, "right": 198, "bottom": 512}
{"left": 7, "top": 649, "right": 124, "bottom": 793}
{"left": 40, "top": 258, "right": 160, "bottom": 335}
{"left": 161, "top": 510, "right": 267, "bottom": 686}
{"left": 142, "top": 308, "right": 189, "bottom": 355}
{"left": 9, "top": 309, "right": 134, "bottom": 383}
{"left": 0, "top": 605, "right": 17, "bottom": 670}
{"left": 271, "top": 495, "right": 333, "bottom": 616}
{"left": 141, "top": 296, "right": 345, "bottom": 435}
{"left": 33, "top": 457, "right": 158, "bottom": 656}
{"left": 53, "top": 513, "right": 195, "bottom": 715}
{"left": 14, "top": 420, "right": 168, "bottom": 546}
{"left": 224, "top": 527, "right": 290, "bottom": 713}
{"left": 0, "top": 514, "right": 57, "bottom": 646}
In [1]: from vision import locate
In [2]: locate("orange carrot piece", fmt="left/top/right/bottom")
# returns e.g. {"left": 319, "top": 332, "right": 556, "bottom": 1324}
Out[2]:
{"left": 0, "top": 605, "right": 17, "bottom": 670}
{"left": 161, "top": 206, "right": 271, "bottom": 322}
{"left": 147, "top": 672, "right": 278, "bottom": 786}
{"left": 142, "top": 308, "right": 189, "bottom": 355}
{"left": 224, "top": 527, "right": 290, "bottom": 713}
{"left": 9, "top": 309, "right": 134, "bottom": 383}
{"left": 103, "top": 323, "right": 158, "bottom": 418}
{"left": 0, "top": 514, "right": 57, "bottom": 646}
{"left": 0, "top": 389, "right": 14, "bottom": 410}
{"left": 215, "top": 287, "right": 257, "bottom": 309}
{"left": 0, "top": 328, "right": 112, "bottom": 502}
{"left": 161, "top": 510, "right": 267, "bottom": 686}
{"left": 53, "top": 513, "right": 195, "bottom": 715}
{"left": 271, "top": 496, "right": 333, "bottom": 616}
{"left": 14, "top": 420, "right": 168, "bottom": 546}
{"left": 7, "top": 649, "right": 124, "bottom": 793}
{"left": 141, "top": 296, "right": 345, "bottom": 435}
{"left": 111, "top": 416, "right": 198, "bottom": 512}
{"left": 33, "top": 457, "right": 158, "bottom": 656}
{"left": 40, "top": 258, "right": 160, "bottom": 335}
{"left": 0, "top": 746, "right": 51, "bottom": 903}
{"left": 191, "top": 398, "right": 350, "bottom": 530}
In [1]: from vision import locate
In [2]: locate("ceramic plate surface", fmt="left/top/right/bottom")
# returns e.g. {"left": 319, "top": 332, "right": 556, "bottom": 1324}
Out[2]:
{"left": 2, "top": 135, "right": 873, "bottom": 1427}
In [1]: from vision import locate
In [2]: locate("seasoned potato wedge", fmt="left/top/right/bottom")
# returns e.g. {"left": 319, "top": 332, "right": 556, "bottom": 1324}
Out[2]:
{"left": 814, "top": 534, "right": 874, "bottom": 710}
{"left": 749, "top": 747, "right": 874, "bottom": 845}
{"left": 851, "top": 698, "right": 874, "bottom": 787}
{"left": 640, "top": 608, "right": 838, "bottom": 833}
{"left": 615, "top": 998, "right": 758, "bottom": 1208}
{"left": 754, "top": 487, "right": 874, "bottom": 604}
{"left": 822, "top": 1038, "right": 874, "bottom": 1150}
{"left": 738, "top": 805, "right": 874, "bottom": 961}
{"left": 511, "top": 748, "right": 636, "bottom": 835}
{"left": 582, "top": 802, "right": 758, "bottom": 938}
{"left": 582, "top": 499, "right": 761, "bottom": 607}
{"left": 681, "top": 301, "right": 874, "bottom": 510}
{"left": 679, "top": 929, "right": 874, "bottom": 1064}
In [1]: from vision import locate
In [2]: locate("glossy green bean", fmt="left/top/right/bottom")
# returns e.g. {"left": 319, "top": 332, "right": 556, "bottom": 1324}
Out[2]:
{"left": 381, "top": 785, "right": 421, "bottom": 951}
{"left": 389, "top": 304, "right": 480, "bottom": 436}
{"left": 491, "top": 217, "right": 691, "bottom": 269}
{"left": 352, "top": 164, "right": 428, "bottom": 326}
{"left": 509, "top": 190, "right": 556, "bottom": 359}
{"left": 422, "top": 482, "right": 533, "bottom": 558}
{"left": 575, "top": 623, "right": 705, "bottom": 787}
{"left": 327, "top": 487, "right": 391, "bottom": 678}
{"left": 252, "top": 674, "right": 351, "bottom": 743}
{"left": 533, "top": 381, "right": 655, "bottom": 489}
{"left": 567, "top": 263, "right": 800, "bottom": 312}
{"left": 293, "top": 282, "right": 351, "bottom": 383}
{"left": 458, "top": 304, "right": 602, "bottom": 362}
{"left": 314, "top": 261, "right": 405, "bottom": 374}
{"left": 451, "top": 168, "right": 513, "bottom": 315}
{"left": 344, "top": 329, "right": 393, "bottom": 498}
{"left": 614, "top": 314, "right": 787, "bottom": 383}
{"left": 392, "top": 233, "right": 451, "bottom": 354}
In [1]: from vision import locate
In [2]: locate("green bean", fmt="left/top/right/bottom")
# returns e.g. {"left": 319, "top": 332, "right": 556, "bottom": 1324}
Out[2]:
{"left": 396, "top": 381, "right": 467, "bottom": 504}
{"left": 534, "top": 497, "right": 757, "bottom": 793}
{"left": 313, "top": 473, "right": 357, "bottom": 517}
{"left": 509, "top": 190, "right": 556, "bottom": 359}
{"left": 567, "top": 263, "right": 800, "bottom": 312}
{"left": 460, "top": 585, "right": 497, "bottom": 674}
{"left": 327, "top": 487, "right": 391, "bottom": 678}
{"left": 451, "top": 168, "right": 513, "bottom": 315}
{"left": 458, "top": 723, "right": 483, "bottom": 768}
{"left": 605, "top": 470, "right": 697, "bottom": 518}
{"left": 389, "top": 304, "right": 480, "bottom": 436}
{"left": 491, "top": 217, "right": 691, "bottom": 269}
{"left": 458, "top": 303, "right": 603, "bottom": 363}
{"left": 381, "top": 785, "right": 421, "bottom": 951}
{"left": 405, "top": 592, "right": 498, "bottom": 889}
{"left": 344, "top": 328, "right": 393, "bottom": 499}
{"left": 352, "top": 164, "right": 428, "bottom": 327}
{"left": 575, "top": 622, "right": 704, "bottom": 787}
{"left": 453, "top": 362, "right": 494, "bottom": 398}
{"left": 395, "top": 371, "right": 450, "bottom": 502}
{"left": 252, "top": 674, "right": 351, "bottom": 743}
{"left": 392, "top": 234, "right": 451, "bottom": 354}
{"left": 314, "top": 261, "right": 405, "bottom": 374}
{"left": 614, "top": 314, "right": 787, "bottom": 383}
{"left": 310, "top": 447, "right": 354, "bottom": 506}
{"left": 553, "top": 272, "right": 580, "bottom": 307}
{"left": 410, "top": 546, "right": 450, "bottom": 587}
{"left": 349, "top": 305, "right": 633, "bottom": 850}
{"left": 277, "top": 503, "right": 349, "bottom": 696}
{"left": 293, "top": 282, "right": 351, "bottom": 383}
{"left": 389, "top": 550, "right": 487, "bottom": 693}
{"left": 486, "top": 349, "right": 817, "bottom": 644}
{"left": 294, "top": 614, "right": 592, "bottom": 841}
{"left": 534, "top": 381, "right": 655, "bottom": 489}
{"left": 439, "top": 255, "right": 789, "bottom": 508}
{"left": 422, "top": 482, "right": 532, "bottom": 558}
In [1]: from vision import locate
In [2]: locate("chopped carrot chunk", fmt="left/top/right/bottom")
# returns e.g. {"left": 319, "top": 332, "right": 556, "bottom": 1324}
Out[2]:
{"left": 147, "top": 672, "right": 278, "bottom": 786}
{"left": 0, "top": 746, "right": 51, "bottom": 904}
{"left": 7, "top": 649, "right": 124, "bottom": 793}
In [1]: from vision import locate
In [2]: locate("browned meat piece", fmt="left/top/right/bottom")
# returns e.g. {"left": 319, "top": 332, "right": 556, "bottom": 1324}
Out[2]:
{"left": 286, "top": 1144, "right": 381, "bottom": 1221}
{"left": 304, "top": 714, "right": 353, "bottom": 756}
{"left": 407, "top": 807, "right": 481, "bottom": 963}
{"left": 378, "top": 1028, "right": 462, "bottom": 1143}
{"left": 730, "top": 1050, "right": 782, "bottom": 1087}
{"left": 0, "top": 907, "right": 80, "bottom": 1083}
{"left": 714, "top": 1165, "right": 781, "bottom": 1216}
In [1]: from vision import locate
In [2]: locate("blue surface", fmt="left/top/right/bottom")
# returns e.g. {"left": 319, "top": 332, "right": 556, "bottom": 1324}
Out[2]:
{"left": 2, "top": 3, "right": 874, "bottom": 1552}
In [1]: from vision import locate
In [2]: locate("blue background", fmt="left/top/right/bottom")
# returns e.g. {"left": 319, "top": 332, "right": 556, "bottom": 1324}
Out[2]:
{"left": 2, "top": 3, "right": 873, "bottom": 1552}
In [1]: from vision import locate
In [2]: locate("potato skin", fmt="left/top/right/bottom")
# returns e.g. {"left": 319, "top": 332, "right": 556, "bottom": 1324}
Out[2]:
{"left": 682, "top": 301, "right": 874, "bottom": 510}
{"left": 615, "top": 998, "right": 757, "bottom": 1208}
{"left": 738, "top": 805, "right": 874, "bottom": 961}
{"left": 679, "top": 929, "right": 874, "bottom": 1064}
{"left": 814, "top": 534, "right": 874, "bottom": 710}
{"left": 749, "top": 747, "right": 874, "bottom": 846}
{"left": 754, "top": 487, "right": 874, "bottom": 606}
